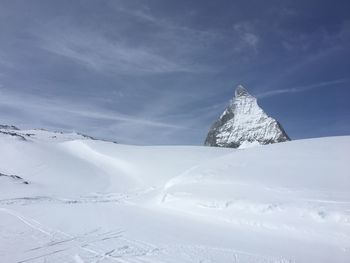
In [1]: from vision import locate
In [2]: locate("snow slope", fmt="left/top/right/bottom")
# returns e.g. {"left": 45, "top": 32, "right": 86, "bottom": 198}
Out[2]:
{"left": 0, "top": 128, "right": 349, "bottom": 262}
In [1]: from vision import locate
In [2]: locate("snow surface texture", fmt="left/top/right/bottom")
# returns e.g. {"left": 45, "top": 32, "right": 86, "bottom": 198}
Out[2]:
{"left": 205, "top": 85, "right": 290, "bottom": 148}
{"left": 0, "top": 126, "right": 349, "bottom": 262}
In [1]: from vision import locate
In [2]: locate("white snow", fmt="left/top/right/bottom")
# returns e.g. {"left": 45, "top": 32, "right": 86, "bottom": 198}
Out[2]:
{"left": 0, "top": 128, "right": 349, "bottom": 262}
{"left": 238, "top": 140, "right": 262, "bottom": 149}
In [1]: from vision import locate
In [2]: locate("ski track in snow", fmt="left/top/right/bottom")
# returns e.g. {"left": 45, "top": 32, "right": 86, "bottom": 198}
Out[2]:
{"left": 0, "top": 205, "right": 294, "bottom": 263}
{"left": 0, "top": 193, "right": 132, "bottom": 206}
{"left": 0, "top": 207, "right": 161, "bottom": 263}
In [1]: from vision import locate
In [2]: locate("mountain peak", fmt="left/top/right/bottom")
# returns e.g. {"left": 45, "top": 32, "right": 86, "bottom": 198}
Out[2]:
{"left": 234, "top": 85, "right": 250, "bottom": 97}
{"left": 205, "top": 85, "right": 290, "bottom": 148}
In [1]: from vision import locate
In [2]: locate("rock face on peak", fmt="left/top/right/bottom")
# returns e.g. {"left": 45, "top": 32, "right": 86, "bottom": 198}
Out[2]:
{"left": 205, "top": 85, "right": 290, "bottom": 148}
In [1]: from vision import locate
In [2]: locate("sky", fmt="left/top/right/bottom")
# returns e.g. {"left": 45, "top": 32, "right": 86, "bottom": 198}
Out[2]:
{"left": 0, "top": 0, "right": 349, "bottom": 145}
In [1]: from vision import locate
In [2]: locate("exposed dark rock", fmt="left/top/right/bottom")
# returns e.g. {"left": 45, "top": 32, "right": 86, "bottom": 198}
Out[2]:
{"left": 0, "top": 130, "right": 27, "bottom": 140}
{"left": 0, "top": 172, "right": 29, "bottom": 184}
{"left": 0, "top": 125, "right": 19, "bottom": 130}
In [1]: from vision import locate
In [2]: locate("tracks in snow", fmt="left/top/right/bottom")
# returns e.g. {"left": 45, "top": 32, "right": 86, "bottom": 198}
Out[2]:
{"left": 0, "top": 193, "right": 131, "bottom": 206}
{"left": 0, "top": 208, "right": 160, "bottom": 263}
{"left": 0, "top": 207, "right": 294, "bottom": 263}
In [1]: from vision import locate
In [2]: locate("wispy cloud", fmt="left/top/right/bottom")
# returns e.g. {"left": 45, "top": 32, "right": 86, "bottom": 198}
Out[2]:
{"left": 0, "top": 88, "right": 185, "bottom": 130}
{"left": 112, "top": 5, "right": 158, "bottom": 23}
{"left": 257, "top": 79, "right": 349, "bottom": 98}
{"left": 37, "top": 29, "right": 205, "bottom": 75}
{"left": 31, "top": 3, "right": 227, "bottom": 76}
{"left": 233, "top": 22, "right": 260, "bottom": 52}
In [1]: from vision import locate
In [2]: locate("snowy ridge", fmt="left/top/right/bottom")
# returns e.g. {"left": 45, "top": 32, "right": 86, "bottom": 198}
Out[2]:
{"left": 205, "top": 85, "right": 290, "bottom": 148}
{"left": 0, "top": 125, "right": 349, "bottom": 262}
{"left": 0, "top": 125, "right": 95, "bottom": 142}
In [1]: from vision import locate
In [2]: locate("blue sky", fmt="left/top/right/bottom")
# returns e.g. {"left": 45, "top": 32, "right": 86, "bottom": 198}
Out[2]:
{"left": 0, "top": 0, "right": 349, "bottom": 144}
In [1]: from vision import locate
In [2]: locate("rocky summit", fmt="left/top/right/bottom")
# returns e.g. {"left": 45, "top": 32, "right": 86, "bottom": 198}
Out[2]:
{"left": 205, "top": 85, "right": 290, "bottom": 148}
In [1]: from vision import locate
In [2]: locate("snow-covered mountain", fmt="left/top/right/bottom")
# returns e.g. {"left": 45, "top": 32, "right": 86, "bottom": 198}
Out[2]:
{"left": 205, "top": 85, "right": 290, "bottom": 148}
{"left": 0, "top": 125, "right": 94, "bottom": 142}
{"left": 0, "top": 125, "right": 349, "bottom": 262}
